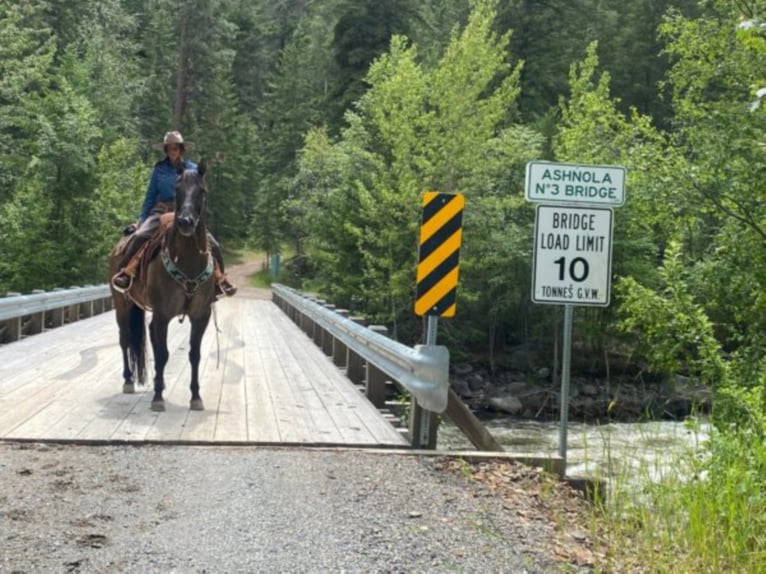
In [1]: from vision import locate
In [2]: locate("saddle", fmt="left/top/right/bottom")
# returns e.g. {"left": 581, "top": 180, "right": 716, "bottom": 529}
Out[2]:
{"left": 113, "top": 213, "right": 176, "bottom": 311}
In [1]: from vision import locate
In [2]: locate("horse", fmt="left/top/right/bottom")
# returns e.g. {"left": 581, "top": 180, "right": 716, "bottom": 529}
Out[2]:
{"left": 109, "top": 159, "right": 216, "bottom": 412}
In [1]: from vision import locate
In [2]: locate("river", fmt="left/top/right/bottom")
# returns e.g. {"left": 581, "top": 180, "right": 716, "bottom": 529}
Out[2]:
{"left": 437, "top": 417, "right": 710, "bottom": 482}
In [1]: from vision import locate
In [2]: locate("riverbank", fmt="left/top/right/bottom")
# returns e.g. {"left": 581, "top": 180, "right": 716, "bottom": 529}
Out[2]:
{"left": 449, "top": 362, "right": 711, "bottom": 423}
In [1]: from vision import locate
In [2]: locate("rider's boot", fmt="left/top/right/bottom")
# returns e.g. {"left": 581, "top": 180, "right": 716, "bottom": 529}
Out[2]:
{"left": 210, "top": 242, "right": 237, "bottom": 298}
{"left": 112, "top": 237, "right": 146, "bottom": 292}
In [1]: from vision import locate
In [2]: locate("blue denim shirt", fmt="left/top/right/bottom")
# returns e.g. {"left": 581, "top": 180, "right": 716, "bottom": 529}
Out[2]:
{"left": 138, "top": 157, "right": 197, "bottom": 222}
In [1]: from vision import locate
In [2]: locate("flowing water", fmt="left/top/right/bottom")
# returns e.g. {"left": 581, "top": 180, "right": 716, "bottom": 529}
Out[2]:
{"left": 437, "top": 417, "right": 710, "bottom": 483}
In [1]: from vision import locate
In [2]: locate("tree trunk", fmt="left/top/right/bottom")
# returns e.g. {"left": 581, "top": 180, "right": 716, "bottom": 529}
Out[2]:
{"left": 173, "top": 6, "right": 189, "bottom": 130}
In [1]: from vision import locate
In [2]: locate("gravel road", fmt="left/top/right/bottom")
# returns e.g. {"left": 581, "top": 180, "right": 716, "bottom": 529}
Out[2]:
{"left": 0, "top": 443, "right": 599, "bottom": 573}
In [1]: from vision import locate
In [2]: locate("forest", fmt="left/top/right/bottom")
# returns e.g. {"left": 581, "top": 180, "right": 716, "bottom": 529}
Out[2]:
{"left": 1, "top": 0, "right": 765, "bottom": 568}
{"left": 2, "top": 0, "right": 763, "bottom": 403}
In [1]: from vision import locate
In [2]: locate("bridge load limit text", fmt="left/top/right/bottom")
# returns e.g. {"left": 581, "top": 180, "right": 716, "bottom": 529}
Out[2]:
{"left": 537, "top": 210, "right": 606, "bottom": 252}
{"left": 532, "top": 205, "right": 614, "bottom": 306}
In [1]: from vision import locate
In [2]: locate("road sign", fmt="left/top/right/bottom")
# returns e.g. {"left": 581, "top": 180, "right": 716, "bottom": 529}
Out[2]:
{"left": 532, "top": 205, "right": 613, "bottom": 306}
{"left": 415, "top": 192, "right": 464, "bottom": 317}
{"left": 525, "top": 161, "right": 626, "bottom": 206}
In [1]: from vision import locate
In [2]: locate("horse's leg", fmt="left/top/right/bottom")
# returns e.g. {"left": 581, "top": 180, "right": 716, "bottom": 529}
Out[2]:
{"left": 114, "top": 300, "right": 145, "bottom": 394}
{"left": 119, "top": 332, "right": 134, "bottom": 393}
{"left": 188, "top": 311, "right": 211, "bottom": 411}
{"left": 149, "top": 315, "right": 170, "bottom": 411}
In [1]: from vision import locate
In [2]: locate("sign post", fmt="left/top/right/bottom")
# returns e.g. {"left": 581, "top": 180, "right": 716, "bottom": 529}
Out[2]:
{"left": 525, "top": 161, "right": 625, "bottom": 466}
{"left": 413, "top": 191, "right": 464, "bottom": 448}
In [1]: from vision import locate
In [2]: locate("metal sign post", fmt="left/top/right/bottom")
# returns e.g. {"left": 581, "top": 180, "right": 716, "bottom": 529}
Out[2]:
{"left": 559, "top": 304, "right": 573, "bottom": 460}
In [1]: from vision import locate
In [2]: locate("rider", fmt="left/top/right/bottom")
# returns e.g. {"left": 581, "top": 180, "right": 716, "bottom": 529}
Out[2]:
{"left": 111, "top": 130, "right": 237, "bottom": 298}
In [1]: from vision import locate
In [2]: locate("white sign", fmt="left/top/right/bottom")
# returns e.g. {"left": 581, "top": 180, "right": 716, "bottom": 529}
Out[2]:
{"left": 526, "top": 161, "right": 626, "bottom": 206}
{"left": 532, "top": 205, "right": 613, "bottom": 306}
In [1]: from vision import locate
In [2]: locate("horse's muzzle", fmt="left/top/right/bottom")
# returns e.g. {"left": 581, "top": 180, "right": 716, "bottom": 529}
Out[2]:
{"left": 176, "top": 215, "right": 196, "bottom": 236}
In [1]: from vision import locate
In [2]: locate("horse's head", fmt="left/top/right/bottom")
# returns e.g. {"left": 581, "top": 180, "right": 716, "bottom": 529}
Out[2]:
{"left": 174, "top": 159, "right": 208, "bottom": 239}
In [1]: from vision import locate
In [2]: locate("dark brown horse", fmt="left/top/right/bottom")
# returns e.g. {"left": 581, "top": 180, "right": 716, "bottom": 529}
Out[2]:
{"left": 109, "top": 160, "right": 216, "bottom": 411}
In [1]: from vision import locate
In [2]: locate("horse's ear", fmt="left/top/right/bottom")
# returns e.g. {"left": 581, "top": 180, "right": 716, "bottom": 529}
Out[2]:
{"left": 174, "top": 159, "right": 184, "bottom": 175}
{"left": 197, "top": 158, "right": 207, "bottom": 177}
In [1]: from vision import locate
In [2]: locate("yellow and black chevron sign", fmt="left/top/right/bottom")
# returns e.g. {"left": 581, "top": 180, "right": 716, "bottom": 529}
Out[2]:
{"left": 415, "top": 191, "right": 465, "bottom": 317}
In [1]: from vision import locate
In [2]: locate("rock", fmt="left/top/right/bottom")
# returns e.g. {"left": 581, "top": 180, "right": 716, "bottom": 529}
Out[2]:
{"left": 536, "top": 367, "right": 551, "bottom": 380}
{"left": 452, "top": 363, "right": 474, "bottom": 376}
{"left": 488, "top": 396, "right": 523, "bottom": 415}
{"left": 506, "top": 381, "right": 530, "bottom": 395}
{"left": 467, "top": 374, "right": 485, "bottom": 392}
{"left": 581, "top": 384, "right": 598, "bottom": 397}
{"left": 506, "top": 344, "right": 539, "bottom": 370}
{"left": 450, "top": 377, "right": 471, "bottom": 397}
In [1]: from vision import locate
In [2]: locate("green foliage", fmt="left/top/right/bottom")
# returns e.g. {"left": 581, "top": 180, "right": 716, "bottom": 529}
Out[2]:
{"left": 0, "top": 2, "right": 56, "bottom": 202}
{"left": 599, "top": 426, "right": 766, "bottom": 572}
{"left": 291, "top": 0, "right": 542, "bottom": 347}
{"left": 616, "top": 241, "right": 728, "bottom": 386}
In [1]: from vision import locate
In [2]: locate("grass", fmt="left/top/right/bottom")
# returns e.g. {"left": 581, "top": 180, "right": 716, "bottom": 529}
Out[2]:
{"left": 580, "top": 420, "right": 766, "bottom": 573}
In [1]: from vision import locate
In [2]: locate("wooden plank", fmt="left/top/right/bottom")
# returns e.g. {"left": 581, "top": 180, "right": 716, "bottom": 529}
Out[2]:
{"left": 249, "top": 305, "right": 314, "bottom": 443}
{"left": 242, "top": 303, "right": 281, "bottom": 442}
{"left": 260, "top": 308, "right": 346, "bottom": 444}
{"left": 263, "top": 304, "right": 407, "bottom": 446}
{"left": 0, "top": 297, "right": 410, "bottom": 447}
{"left": 80, "top": 312, "right": 189, "bottom": 441}
{"left": 134, "top": 316, "right": 203, "bottom": 441}
{"left": 0, "top": 351, "right": 95, "bottom": 436}
{"left": 212, "top": 300, "right": 249, "bottom": 442}
{"left": 0, "top": 314, "right": 116, "bottom": 397}
{"left": 262, "top": 309, "right": 367, "bottom": 444}
{"left": 4, "top": 346, "right": 123, "bottom": 440}
{"left": 179, "top": 303, "right": 237, "bottom": 442}
{"left": 445, "top": 387, "right": 505, "bottom": 452}
{"left": 268, "top": 309, "right": 405, "bottom": 444}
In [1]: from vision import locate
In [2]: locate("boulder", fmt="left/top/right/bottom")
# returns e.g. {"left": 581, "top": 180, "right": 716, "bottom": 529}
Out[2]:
{"left": 488, "top": 395, "right": 523, "bottom": 415}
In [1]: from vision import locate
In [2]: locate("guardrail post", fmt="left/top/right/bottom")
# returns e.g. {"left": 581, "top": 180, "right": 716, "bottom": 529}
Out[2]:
{"left": 345, "top": 316, "right": 366, "bottom": 385}
{"left": 311, "top": 299, "right": 325, "bottom": 343}
{"left": 409, "top": 396, "right": 439, "bottom": 449}
{"left": 28, "top": 290, "right": 45, "bottom": 335}
{"left": 5, "top": 318, "right": 21, "bottom": 342}
{"left": 321, "top": 304, "right": 336, "bottom": 356}
{"left": 49, "top": 288, "right": 66, "bottom": 327}
{"left": 332, "top": 309, "right": 349, "bottom": 367}
{"left": 4, "top": 292, "right": 22, "bottom": 342}
{"left": 65, "top": 299, "right": 79, "bottom": 323}
{"left": 365, "top": 325, "right": 390, "bottom": 408}
{"left": 80, "top": 299, "right": 94, "bottom": 319}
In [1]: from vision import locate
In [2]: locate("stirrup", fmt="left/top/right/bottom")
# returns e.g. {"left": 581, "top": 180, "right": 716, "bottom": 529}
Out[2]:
{"left": 216, "top": 280, "right": 237, "bottom": 298}
{"left": 111, "top": 271, "right": 133, "bottom": 294}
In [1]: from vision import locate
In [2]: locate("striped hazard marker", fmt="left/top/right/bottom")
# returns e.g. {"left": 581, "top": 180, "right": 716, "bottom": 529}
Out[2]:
{"left": 415, "top": 191, "right": 464, "bottom": 317}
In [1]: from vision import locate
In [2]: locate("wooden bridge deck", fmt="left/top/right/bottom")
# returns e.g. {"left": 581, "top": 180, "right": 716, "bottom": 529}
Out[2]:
{"left": 0, "top": 296, "right": 407, "bottom": 447}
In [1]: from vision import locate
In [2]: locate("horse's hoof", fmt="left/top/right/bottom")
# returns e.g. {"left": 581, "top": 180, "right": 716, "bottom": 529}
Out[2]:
{"left": 123, "top": 383, "right": 135, "bottom": 394}
{"left": 151, "top": 400, "right": 166, "bottom": 412}
{"left": 190, "top": 399, "right": 204, "bottom": 411}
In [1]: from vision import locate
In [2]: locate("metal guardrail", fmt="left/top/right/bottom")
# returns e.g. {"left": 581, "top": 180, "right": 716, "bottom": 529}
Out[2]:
{"left": 271, "top": 283, "right": 449, "bottom": 413}
{"left": 0, "top": 285, "right": 111, "bottom": 321}
{"left": 0, "top": 284, "right": 113, "bottom": 343}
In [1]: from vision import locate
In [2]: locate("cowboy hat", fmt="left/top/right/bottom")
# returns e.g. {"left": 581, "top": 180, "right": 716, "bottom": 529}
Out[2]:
{"left": 152, "top": 130, "right": 195, "bottom": 151}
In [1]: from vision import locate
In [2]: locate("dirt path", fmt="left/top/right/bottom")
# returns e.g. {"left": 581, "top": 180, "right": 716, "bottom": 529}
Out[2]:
{"left": 223, "top": 253, "right": 272, "bottom": 300}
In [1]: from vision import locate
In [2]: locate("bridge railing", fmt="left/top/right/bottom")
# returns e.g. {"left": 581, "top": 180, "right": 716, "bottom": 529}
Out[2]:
{"left": 0, "top": 285, "right": 113, "bottom": 343}
{"left": 271, "top": 283, "right": 450, "bottom": 419}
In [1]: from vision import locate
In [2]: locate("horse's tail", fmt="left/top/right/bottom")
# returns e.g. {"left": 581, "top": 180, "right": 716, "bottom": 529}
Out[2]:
{"left": 128, "top": 305, "right": 147, "bottom": 385}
